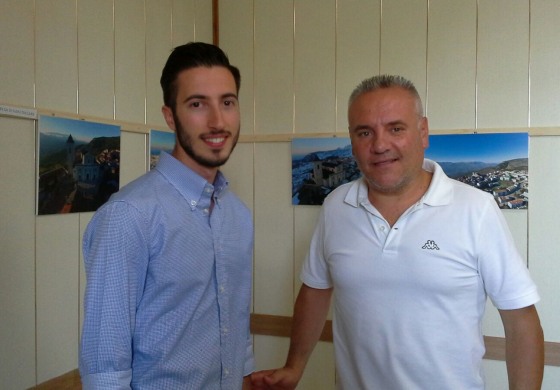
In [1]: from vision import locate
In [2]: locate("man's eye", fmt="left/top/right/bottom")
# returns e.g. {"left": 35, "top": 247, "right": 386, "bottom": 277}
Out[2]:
{"left": 190, "top": 101, "right": 201, "bottom": 108}
{"left": 224, "top": 100, "right": 236, "bottom": 107}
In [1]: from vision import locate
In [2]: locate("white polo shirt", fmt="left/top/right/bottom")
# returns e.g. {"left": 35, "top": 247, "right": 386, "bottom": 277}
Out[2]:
{"left": 301, "top": 159, "right": 539, "bottom": 390}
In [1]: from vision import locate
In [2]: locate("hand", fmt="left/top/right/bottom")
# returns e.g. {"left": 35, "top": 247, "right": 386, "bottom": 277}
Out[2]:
{"left": 251, "top": 367, "right": 301, "bottom": 390}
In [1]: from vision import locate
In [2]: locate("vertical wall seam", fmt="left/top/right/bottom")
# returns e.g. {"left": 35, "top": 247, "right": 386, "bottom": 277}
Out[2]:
{"left": 379, "top": 0, "right": 383, "bottom": 73}
{"left": 113, "top": 0, "right": 116, "bottom": 120}
{"left": 475, "top": 0, "right": 479, "bottom": 130}
{"left": 527, "top": 0, "right": 532, "bottom": 128}
{"left": 292, "top": 0, "right": 296, "bottom": 135}
{"left": 33, "top": 1, "right": 38, "bottom": 384}
{"left": 334, "top": 0, "right": 338, "bottom": 132}
{"left": 144, "top": 0, "right": 147, "bottom": 125}
{"left": 76, "top": 0, "right": 79, "bottom": 114}
{"left": 425, "top": 0, "right": 430, "bottom": 117}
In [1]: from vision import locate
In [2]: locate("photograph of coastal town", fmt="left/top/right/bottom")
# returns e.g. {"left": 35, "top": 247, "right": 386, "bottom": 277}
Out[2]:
{"left": 426, "top": 132, "right": 528, "bottom": 209}
{"left": 149, "top": 129, "right": 175, "bottom": 170}
{"left": 37, "top": 115, "right": 121, "bottom": 215}
{"left": 292, "top": 132, "right": 528, "bottom": 209}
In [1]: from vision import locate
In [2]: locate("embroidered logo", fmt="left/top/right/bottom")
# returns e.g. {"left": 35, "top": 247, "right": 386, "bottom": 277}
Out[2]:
{"left": 422, "top": 240, "right": 440, "bottom": 250}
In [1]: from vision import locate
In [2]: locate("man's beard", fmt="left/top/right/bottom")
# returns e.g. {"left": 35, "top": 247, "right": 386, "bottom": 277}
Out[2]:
{"left": 174, "top": 111, "right": 239, "bottom": 168}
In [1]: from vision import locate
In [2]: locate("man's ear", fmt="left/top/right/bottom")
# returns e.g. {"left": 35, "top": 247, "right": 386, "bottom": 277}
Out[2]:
{"left": 162, "top": 105, "right": 176, "bottom": 131}
{"left": 419, "top": 116, "right": 430, "bottom": 148}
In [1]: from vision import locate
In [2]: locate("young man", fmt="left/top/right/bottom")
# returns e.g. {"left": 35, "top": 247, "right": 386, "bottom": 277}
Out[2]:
{"left": 80, "top": 42, "right": 254, "bottom": 389}
{"left": 252, "top": 75, "right": 544, "bottom": 389}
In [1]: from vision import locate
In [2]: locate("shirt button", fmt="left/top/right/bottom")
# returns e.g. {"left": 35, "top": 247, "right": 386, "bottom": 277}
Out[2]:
{"left": 224, "top": 368, "right": 230, "bottom": 376}
{"left": 190, "top": 200, "right": 197, "bottom": 206}
{"left": 380, "top": 225, "right": 386, "bottom": 232}
{"left": 219, "top": 285, "right": 225, "bottom": 293}
{"left": 203, "top": 208, "right": 209, "bottom": 214}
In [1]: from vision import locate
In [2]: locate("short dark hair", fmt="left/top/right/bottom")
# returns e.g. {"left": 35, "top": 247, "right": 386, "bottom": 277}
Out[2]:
{"left": 160, "top": 42, "right": 241, "bottom": 109}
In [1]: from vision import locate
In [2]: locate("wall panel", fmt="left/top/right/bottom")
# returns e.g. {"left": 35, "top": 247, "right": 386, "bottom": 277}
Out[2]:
{"left": 36, "top": 214, "right": 80, "bottom": 383}
{"left": 172, "top": 0, "right": 197, "bottom": 47}
{"left": 335, "top": 0, "right": 380, "bottom": 132}
{"left": 529, "top": 136, "right": 560, "bottom": 342}
{"left": 120, "top": 131, "right": 148, "bottom": 186}
{"left": 221, "top": 143, "right": 255, "bottom": 215}
{"left": 0, "top": 0, "right": 35, "bottom": 106}
{"left": 293, "top": 206, "right": 320, "bottom": 296}
{"left": 529, "top": 0, "right": 560, "bottom": 127}
{"left": 254, "top": 1, "right": 294, "bottom": 134}
{"left": 79, "top": 213, "right": 94, "bottom": 341}
{"left": 219, "top": 0, "right": 255, "bottom": 135}
{"left": 194, "top": 0, "right": 213, "bottom": 43}
{"left": 35, "top": 0, "right": 78, "bottom": 113}
{"left": 426, "top": 0, "right": 477, "bottom": 130}
{"left": 477, "top": 0, "right": 529, "bottom": 128}
{"left": 146, "top": 0, "right": 174, "bottom": 126}
{"left": 294, "top": 0, "right": 336, "bottom": 133}
{"left": 380, "top": 0, "right": 428, "bottom": 102}
{"left": 0, "top": 118, "right": 37, "bottom": 389}
{"left": 254, "top": 143, "right": 294, "bottom": 315}
{"left": 114, "top": 0, "right": 146, "bottom": 124}
{"left": 78, "top": 0, "right": 115, "bottom": 118}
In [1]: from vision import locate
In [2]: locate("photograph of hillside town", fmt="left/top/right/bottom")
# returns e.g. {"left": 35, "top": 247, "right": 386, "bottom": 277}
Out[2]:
{"left": 292, "top": 132, "right": 528, "bottom": 209}
{"left": 37, "top": 115, "right": 121, "bottom": 215}
{"left": 292, "top": 137, "right": 358, "bottom": 205}
{"left": 426, "top": 132, "right": 528, "bottom": 210}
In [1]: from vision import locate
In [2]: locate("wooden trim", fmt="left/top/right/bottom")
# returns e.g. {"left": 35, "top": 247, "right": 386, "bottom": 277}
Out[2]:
{"left": 32, "top": 369, "right": 81, "bottom": 390}
{"left": 30, "top": 317, "right": 560, "bottom": 387}
{"left": 251, "top": 313, "right": 333, "bottom": 342}
{"left": 3, "top": 101, "right": 560, "bottom": 139}
{"left": 212, "top": 0, "right": 219, "bottom": 46}
{"left": 250, "top": 313, "right": 560, "bottom": 367}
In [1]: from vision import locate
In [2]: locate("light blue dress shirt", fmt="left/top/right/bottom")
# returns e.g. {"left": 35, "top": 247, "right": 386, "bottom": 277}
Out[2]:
{"left": 80, "top": 152, "right": 255, "bottom": 389}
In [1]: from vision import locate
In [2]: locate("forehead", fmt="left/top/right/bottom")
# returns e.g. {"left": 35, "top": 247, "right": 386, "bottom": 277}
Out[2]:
{"left": 348, "top": 87, "right": 417, "bottom": 119}
{"left": 175, "top": 66, "right": 237, "bottom": 96}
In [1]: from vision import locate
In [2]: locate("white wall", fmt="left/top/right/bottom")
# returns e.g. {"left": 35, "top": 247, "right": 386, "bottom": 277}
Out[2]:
{"left": 218, "top": 0, "right": 560, "bottom": 389}
{"left": 0, "top": 1, "right": 212, "bottom": 388}
{"left": 1, "top": 0, "right": 559, "bottom": 389}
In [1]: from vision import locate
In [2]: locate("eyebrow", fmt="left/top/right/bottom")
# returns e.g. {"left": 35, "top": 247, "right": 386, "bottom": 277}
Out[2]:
{"left": 184, "top": 92, "right": 238, "bottom": 103}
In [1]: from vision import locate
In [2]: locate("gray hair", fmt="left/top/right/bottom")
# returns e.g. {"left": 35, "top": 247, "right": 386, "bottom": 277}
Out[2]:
{"left": 348, "top": 74, "right": 424, "bottom": 116}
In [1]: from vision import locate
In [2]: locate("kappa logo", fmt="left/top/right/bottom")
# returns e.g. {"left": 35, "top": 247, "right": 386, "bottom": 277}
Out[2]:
{"left": 422, "top": 240, "right": 440, "bottom": 250}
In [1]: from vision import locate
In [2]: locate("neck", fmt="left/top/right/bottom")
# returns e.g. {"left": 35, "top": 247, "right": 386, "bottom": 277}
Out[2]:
{"left": 172, "top": 146, "right": 218, "bottom": 183}
{"left": 367, "top": 170, "right": 432, "bottom": 226}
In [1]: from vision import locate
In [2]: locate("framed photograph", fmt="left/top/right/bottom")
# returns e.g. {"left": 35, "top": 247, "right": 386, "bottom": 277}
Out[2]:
{"left": 37, "top": 115, "right": 120, "bottom": 215}
{"left": 292, "top": 132, "right": 529, "bottom": 209}
{"left": 426, "top": 132, "right": 528, "bottom": 209}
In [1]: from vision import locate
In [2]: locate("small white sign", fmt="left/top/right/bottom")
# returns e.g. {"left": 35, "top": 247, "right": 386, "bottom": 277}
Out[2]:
{"left": 0, "top": 104, "right": 38, "bottom": 119}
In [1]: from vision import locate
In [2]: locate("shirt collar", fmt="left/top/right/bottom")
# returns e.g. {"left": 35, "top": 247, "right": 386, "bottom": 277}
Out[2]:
{"left": 154, "top": 152, "right": 229, "bottom": 211}
{"left": 343, "top": 158, "right": 453, "bottom": 208}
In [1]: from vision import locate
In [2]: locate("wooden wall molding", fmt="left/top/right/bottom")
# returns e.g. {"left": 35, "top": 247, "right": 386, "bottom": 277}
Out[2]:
{"left": 30, "top": 314, "right": 560, "bottom": 388}
{"left": 250, "top": 313, "right": 560, "bottom": 367}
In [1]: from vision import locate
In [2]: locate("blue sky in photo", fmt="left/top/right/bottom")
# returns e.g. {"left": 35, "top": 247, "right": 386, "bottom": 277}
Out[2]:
{"left": 292, "top": 137, "right": 350, "bottom": 158}
{"left": 39, "top": 115, "right": 120, "bottom": 142}
{"left": 150, "top": 129, "right": 175, "bottom": 155}
{"left": 426, "top": 133, "right": 528, "bottom": 163}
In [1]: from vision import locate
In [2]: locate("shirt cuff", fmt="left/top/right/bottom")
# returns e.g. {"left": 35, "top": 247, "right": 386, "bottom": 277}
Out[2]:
{"left": 80, "top": 369, "right": 132, "bottom": 390}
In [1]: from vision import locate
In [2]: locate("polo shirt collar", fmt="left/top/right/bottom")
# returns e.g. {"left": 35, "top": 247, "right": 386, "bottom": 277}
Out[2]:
{"left": 343, "top": 158, "right": 453, "bottom": 208}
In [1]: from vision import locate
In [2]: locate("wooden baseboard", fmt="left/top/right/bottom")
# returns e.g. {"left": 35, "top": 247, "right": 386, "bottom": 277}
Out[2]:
{"left": 31, "top": 369, "right": 81, "bottom": 390}
{"left": 31, "top": 315, "right": 559, "bottom": 388}
{"left": 250, "top": 313, "right": 560, "bottom": 367}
